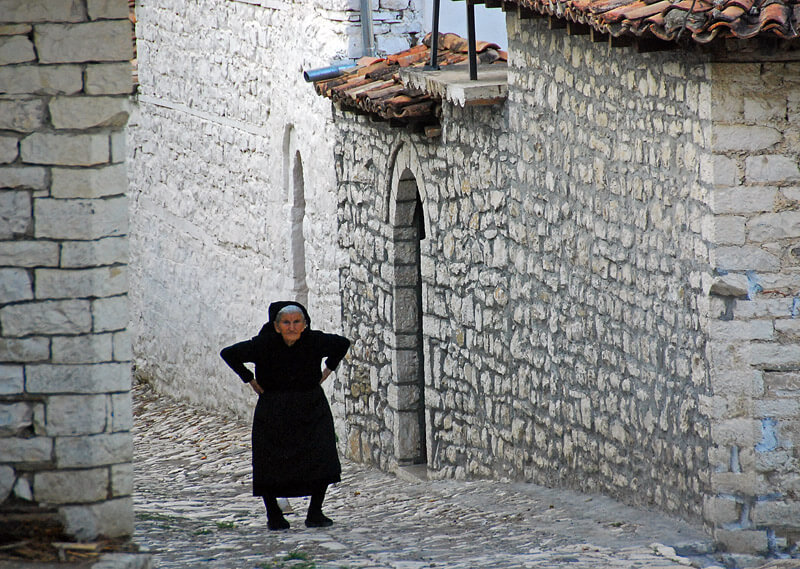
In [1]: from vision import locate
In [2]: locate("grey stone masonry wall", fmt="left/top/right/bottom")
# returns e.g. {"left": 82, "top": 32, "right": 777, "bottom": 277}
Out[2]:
{"left": 0, "top": 0, "right": 134, "bottom": 540}
{"left": 127, "top": 0, "right": 422, "bottom": 426}
{"left": 335, "top": 12, "right": 713, "bottom": 539}
{"left": 704, "top": 62, "right": 800, "bottom": 554}
{"left": 334, "top": 13, "right": 800, "bottom": 553}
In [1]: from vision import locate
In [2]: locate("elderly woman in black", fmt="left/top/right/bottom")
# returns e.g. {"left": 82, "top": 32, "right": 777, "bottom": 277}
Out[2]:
{"left": 220, "top": 301, "right": 350, "bottom": 530}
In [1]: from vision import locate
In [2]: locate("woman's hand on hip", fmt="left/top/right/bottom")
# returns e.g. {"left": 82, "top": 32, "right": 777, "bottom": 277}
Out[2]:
{"left": 249, "top": 379, "right": 264, "bottom": 395}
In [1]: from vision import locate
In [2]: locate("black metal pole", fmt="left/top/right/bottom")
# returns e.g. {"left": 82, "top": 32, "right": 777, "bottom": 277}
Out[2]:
{"left": 467, "top": 0, "right": 477, "bottom": 80}
{"left": 428, "top": 0, "right": 441, "bottom": 69}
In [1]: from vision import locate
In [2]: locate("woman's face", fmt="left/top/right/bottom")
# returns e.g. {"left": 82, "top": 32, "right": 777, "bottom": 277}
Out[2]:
{"left": 274, "top": 312, "right": 306, "bottom": 346}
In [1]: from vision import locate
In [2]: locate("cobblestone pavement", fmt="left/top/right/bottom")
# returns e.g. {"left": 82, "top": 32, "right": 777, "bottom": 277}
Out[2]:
{"left": 132, "top": 383, "right": 729, "bottom": 569}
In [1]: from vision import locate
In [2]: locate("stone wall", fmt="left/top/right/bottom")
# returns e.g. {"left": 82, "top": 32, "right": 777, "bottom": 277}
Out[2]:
{"left": 704, "top": 62, "right": 800, "bottom": 553}
{"left": 127, "top": 0, "right": 422, "bottom": 424}
{"left": 0, "top": 0, "right": 134, "bottom": 540}
{"left": 336, "top": 14, "right": 714, "bottom": 521}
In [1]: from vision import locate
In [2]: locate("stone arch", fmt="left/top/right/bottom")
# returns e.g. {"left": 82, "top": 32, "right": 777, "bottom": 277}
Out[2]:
{"left": 387, "top": 142, "right": 431, "bottom": 466}
{"left": 283, "top": 125, "right": 308, "bottom": 306}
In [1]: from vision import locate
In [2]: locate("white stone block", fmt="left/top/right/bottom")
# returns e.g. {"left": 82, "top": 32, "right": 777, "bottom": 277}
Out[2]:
{"left": 0, "top": 299, "right": 92, "bottom": 337}
{"left": 61, "top": 496, "right": 133, "bottom": 540}
{"left": 93, "top": 295, "right": 128, "bottom": 332}
{"left": 52, "top": 334, "right": 113, "bottom": 364}
{"left": 713, "top": 125, "right": 781, "bottom": 152}
{"left": 26, "top": 362, "right": 131, "bottom": 394}
{"left": 35, "top": 266, "right": 128, "bottom": 300}
{"left": 110, "top": 462, "right": 132, "bottom": 496}
{"left": 0, "top": 0, "right": 87, "bottom": 23}
{"left": 0, "top": 65, "right": 83, "bottom": 95}
{"left": 746, "top": 155, "right": 800, "bottom": 183}
{"left": 49, "top": 96, "right": 131, "bottom": 130}
{"left": 52, "top": 164, "right": 127, "bottom": 199}
{"left": 0, "top": 241, "right": 58, "bottom": 267}
{"left": 0, "top": 98, "right": 46, "bottom": 132}
{"left": 0, "top": 165, "right": 46, "bottom": 189}
{"left": 0, "top": 268, "right": 33, "bottom": 303}
{"left": 61, "top": 237, "right": 128, "bottom": 267}
{"left": 749, "top": 343, "right": 800, "bottom": 369}
{"left": 710, "top": 187, "right": 778, "bottom": 214}
{"left": 55, "top": 432, "right": 132, "bottom": 467}
{"left": 14, "top": 476, "right": 32, "bottom": 500}
{"left": 0, "top": 190, "right": 30, "bottom": 238}
{"left": 45, "top": 394, "right": 108, "bottom": 435}
{"left": 0, "top": 337, "right": 49, "bottom": 362}
{"left": 712, "top": 154, "right": 738, "bottom": 187}
{"left": 711, "top": 246, "right": 780, "bottom": 272}
{"left": 110, "top": 130, "right": 126, "bottom": 163}
{"left": 87, "top": 0, "right": 129, "bottom": 20}
{"left": 35, "top": 21, "right": 133, "bottom": 64}
{"left": 710, "top": 320, "right": 773, "bottom": 342}
{"left": 110, "top": 392, "right": 131, "bottom": 431}
{"left": 85, "top": 63, "right": 133, "bottom": 95}
{"left": 34, "top": 197, "right": 128, "bottom": 240}
{"left": 0, "top": 436, "right": 52, "bottom": 462}
{"left": 0, "top": 402, "right": 32, "bottom": 435}
{"left": 34, "top": 467, "right": 108, "bottom": 504}
{"left": 0, "top": 365, "right": 24, "bottom": 394}
{"left": 704, "top": 216, "right": 745, "bottom": 245}
{"left": 0, "top": 465, "right": 14, "bottom": 502}
{"left": 0, "top": 35, "right": 35, "bottom": 65}
{"left": 747, "top": 212, "right": 800, "bottom": 242}
{"left": 0, "top": 136, "right": 18, "bottom": 163}
{"left": 112, "top": 330, "right": 132, "bottom": 361}
{"left": 21, "top": 132, "right": 109, "bottom": 166}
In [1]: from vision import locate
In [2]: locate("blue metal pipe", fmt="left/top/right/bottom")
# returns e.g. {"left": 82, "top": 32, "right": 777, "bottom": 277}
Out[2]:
{"left": 303, "top": 64, "right": 358, "bottom": 83}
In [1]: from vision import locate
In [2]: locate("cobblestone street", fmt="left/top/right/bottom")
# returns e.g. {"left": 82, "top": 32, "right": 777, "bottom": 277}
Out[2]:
{"left": 132, "top": 382, "right": 729, "bottom": 569}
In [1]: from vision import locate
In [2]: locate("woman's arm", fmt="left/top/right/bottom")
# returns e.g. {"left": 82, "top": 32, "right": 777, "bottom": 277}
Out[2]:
{"left": 320, "top": 333, "right": 351, "bottom": 373}
{"left": 220, "top": 340, "right": 257, "bottom": 383}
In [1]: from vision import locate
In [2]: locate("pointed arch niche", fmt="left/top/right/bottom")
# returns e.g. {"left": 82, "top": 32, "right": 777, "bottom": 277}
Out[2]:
{"left": 388, "top": 144, "right": 432, "bottom": 466}
{"left": 283, "top": 125, "right": 309, "bottom": 306}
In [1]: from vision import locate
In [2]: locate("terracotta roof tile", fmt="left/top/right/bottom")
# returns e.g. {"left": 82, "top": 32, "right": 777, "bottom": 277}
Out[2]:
{"left": 501, "top": 0, "right": 799, "bottom": 42}
{"left": 311, "top": 33, "right": 507, "bottom": 124}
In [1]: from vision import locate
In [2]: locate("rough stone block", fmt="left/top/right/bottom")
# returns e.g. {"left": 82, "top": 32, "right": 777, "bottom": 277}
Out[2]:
{"left": 0, "top": 465, "right": 14, "bottom": 502}
{"left": 0, "top": 98, "right": 46, "bottom": 132}
{"left": 110, "top": 392, "right": 132, "bottom": 431}
{"left": 61, "top": 496, "right": 133, "bottom": 540}
{"left": 87, "top": 0, "right": 128, "bottom": 19}
{"left": 35, "top": 21, "right": 133, "bottom": 64}
{"left": 714, "top": 529, "right": 768, "bottom": 553}
{"left": 0, "top": 337, "right": 50, "bottom": 362}
{"left": 110, "top": 462, "right": 132, "bottom": 496}
{"left": 45, "top": 394, "right": 107, "bottom": 435}
{"left": 25, "top": 362, "right": 131, "bottom": 394}
{"left": 55, "top": 432, "right": 132, "bottom": 467}
{"left": 0, "top": 165, "right": 47, "bottom": 189}
{"left": 703, "top": 496, "right": 740, "bottom": 525}
{"left": 0, "top": 268, "right": 33, "bottom": 303}
{"left": 752, "top": 501, "right": 800, "bottom": 527}
{"left": 393, "top": 288, "right": 418, "bottom": 333}
{"left": 52, "top": 334, "right": 113, "bottom": 364}
{"left": 0, "top": 190, "right": 31, "bottom": 238}
{"left": 0, "top": 365, "right": 23, "bottom": 394}
{"left": 711, "top": 246, "right": 780, "bottom": 272}
{"left": 34, "top": 467, "right": 108, "bottom": 504}
{"left": 713, "top": 125, "right": 781, "bottom": 152}
{"left": 745, "top": 155, "right": 800, "bottom": 183}
{"left": 34, "top": 197, "right": 128, "bottom": 240}
{"left": 704, "top": 215, "right": 746, "bottom": 245}
{"left": 0, "top": 402, "right": 33, "bottom": 435}
{"left": 0, "top": 241, "right": 59, "bottom": 267}
{"left": 0, "top": 65, "right": 83, "bottom": 95}
{"left": 391, "top": 349, "right": 419, "bottom": 383}
{"left": 0, "top": 35, "right": 35, "bottom": 65}
{"left": 753, "top": 398, "right": 800, "bottom": 418}
{"left": 709, "top": 320, "right": 773, "bottom": 342}
{"left": 0, "top": 300, "right": 92, "bottom": 337}
{"left": 709, "top": 187, "right": 777, "bottom": 215}
{"left": 93, "top": 295, "right": 128, "bottom": 332}
{"left": 110, "top": 130, "right": 126, "bottom": 163}
{"left": 52, "top": 164, "right": 127, "bottom": 199}
{"left": 712, "top": 418, "right": 759, "bottom": 446}
{"left": 711, "top": 471, "right": 757, "bottom": 495}
{"left": 712, "top": 154, "right": 739, "bottom": 187}
{"left": 0, "top": 0, "right": 87, "bottom": 23}
{"left": 60, "top": 237, "right": 127, "bottom": 268}
{"left": 748, "top": 211, "right": 800, "bottom": 242}
{"left": 0, "top": 436, "right": 52, "bottom": 462}
{"left": 84, "top": 63, "right": 133, "bottom": 95}
{"left": 35, "top": 266, "right": 128, "bottom": 300}
{"left": 749, "top": 343, "right": 800, "bottom": 370}
{"left": 21, "top": 132, "right": 109, "bottom": 166}
{"left": 49, "top": 96, "right": 131, "bottom": 130}
{"left": 388, "top": 382, "right": 420, "bottom": 411}
{"left": 0, "top": 136, "right": 18, "bottom": 163}
{"left": 112, "top": 330, "right": 132, "bottom": 361}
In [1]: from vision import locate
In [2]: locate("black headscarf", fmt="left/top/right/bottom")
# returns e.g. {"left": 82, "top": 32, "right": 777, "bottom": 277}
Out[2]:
{"left": 258, "top": 300, "right": 312, "bottom": 338}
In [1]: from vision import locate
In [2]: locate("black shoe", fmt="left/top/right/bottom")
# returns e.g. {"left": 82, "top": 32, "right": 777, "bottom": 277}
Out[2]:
{"left": 268, "top": 516, "right": 290, "bottom": 531}
{"left": 304, "top": 511, "right": 333, "bottom": 528}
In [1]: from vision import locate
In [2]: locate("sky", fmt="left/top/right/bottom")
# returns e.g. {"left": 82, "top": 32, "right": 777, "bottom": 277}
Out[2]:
{"left": 420, "top": 0, "right": 508, "bottom": 49}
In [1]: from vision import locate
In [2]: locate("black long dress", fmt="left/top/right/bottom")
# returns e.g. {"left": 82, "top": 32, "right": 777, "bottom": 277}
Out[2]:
{"left": 220, "top": 301, "right": 350, "bottom": 497}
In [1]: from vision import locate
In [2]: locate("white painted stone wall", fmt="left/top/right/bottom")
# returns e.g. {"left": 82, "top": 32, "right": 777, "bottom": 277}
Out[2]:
{"left": 0, "top": 0, "right": 134, "bottom": 540}
{"left": 127, "top": 0, "right": 423, "bottom": 430}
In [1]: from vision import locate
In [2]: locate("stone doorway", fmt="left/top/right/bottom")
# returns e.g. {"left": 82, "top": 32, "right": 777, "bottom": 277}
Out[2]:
{"left": 389, "top": 163, "right": 429, "bottom": 467}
